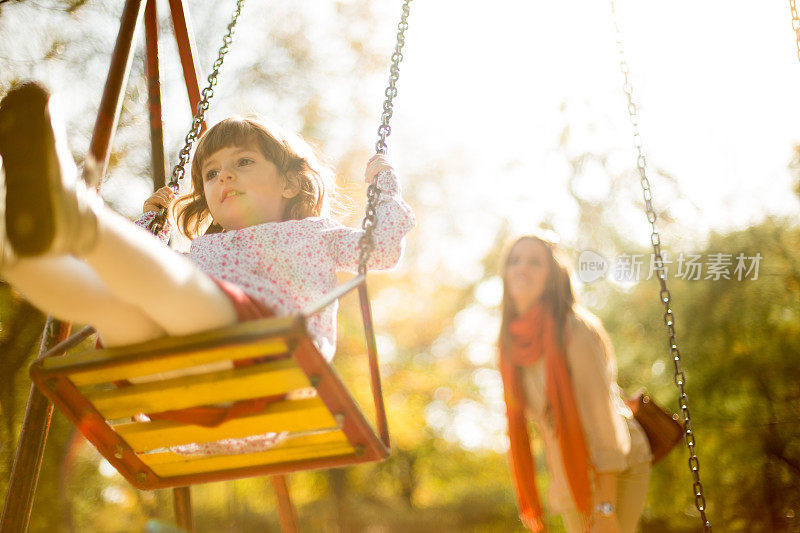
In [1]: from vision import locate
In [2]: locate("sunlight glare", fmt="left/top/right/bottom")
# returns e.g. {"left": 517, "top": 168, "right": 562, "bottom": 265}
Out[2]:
{"left": 474, "top": 276, "right": 503, "bottom": 308}
{"left": 98, "top": 459, "right": 118, "bottom": 478}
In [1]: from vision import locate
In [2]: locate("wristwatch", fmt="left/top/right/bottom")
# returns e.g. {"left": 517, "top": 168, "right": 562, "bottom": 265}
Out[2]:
{"left": 594, "top": 502, "right": 615, "bottom": 516}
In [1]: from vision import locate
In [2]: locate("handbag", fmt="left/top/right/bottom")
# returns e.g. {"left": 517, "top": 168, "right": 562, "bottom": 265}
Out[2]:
{"left": 624, "top": 390, "right": 683, "bottom": 464}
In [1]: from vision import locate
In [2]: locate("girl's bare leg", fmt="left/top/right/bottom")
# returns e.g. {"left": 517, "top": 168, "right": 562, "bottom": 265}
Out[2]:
{"left": 81, "top": 206, "right": 238, "bottom": 337}
{"left": 4, "top": 207, "right": 238, "bottom": 341}
{"left": 3, "top": 255, "right": 167, "bottom": 347}
{"left": 3, "top": 210, "right": 240, "bottom": 344}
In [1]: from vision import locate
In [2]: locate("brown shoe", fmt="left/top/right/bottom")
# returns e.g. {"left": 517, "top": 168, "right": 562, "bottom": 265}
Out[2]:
{"left": 0, "top": 82, "right": 100, "bottom": 257}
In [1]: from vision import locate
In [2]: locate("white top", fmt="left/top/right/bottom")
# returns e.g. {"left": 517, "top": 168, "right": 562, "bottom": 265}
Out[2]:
{"left": 137, "top": 169, "right": 415, "bottom": 360}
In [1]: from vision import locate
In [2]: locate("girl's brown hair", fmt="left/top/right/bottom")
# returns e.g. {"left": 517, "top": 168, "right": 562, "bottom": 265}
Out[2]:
{"left": 498, "top": 234, "right": 576, "bottom": 352}
{"left": 173, "top": 117, "right": 331, "bottom": 238}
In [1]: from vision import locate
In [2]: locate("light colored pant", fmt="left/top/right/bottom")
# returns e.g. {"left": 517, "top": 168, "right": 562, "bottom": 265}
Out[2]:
{"left": 561, "top": 461, "right": 651, "bottom": 533}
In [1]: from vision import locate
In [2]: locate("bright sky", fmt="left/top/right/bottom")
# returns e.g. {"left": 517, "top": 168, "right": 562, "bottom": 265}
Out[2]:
{"left": 389, "top": 0, "right": 800, "bottom": 245}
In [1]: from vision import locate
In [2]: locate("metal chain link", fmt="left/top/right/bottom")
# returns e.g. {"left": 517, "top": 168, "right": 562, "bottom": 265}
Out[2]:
{"left": 791, "top": 0, "right": 800, "bottom": 62}
{"left": 610, "top": 1, "right": 711, "bottom": 530}
{"left": 357, "top": 0, "right": 412, "bottom": 274}
{"left": 149, "top": 0, "right": 246, "bottom": 233}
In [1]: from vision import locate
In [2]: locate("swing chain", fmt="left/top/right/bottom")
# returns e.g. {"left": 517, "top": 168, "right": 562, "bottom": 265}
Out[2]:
{"left": 358, "top": 0, "right": 412, "bottom": 274}
{"left": 791, "top": 0, "right": 800, "bottom": 62}
{"left": 150, "top": 0, "right": 246, "bottom": 234}
{"left": 610, "top": 1, "right": 712, "bottom": 530}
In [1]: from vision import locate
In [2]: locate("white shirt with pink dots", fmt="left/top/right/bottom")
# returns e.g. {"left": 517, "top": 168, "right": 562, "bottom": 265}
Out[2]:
{"left": 137, "top": 169, "right": 415, "bottom": 361}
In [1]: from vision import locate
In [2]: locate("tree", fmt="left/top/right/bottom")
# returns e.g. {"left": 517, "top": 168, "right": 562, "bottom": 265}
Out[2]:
{"left": 597, "top": 218, "right": 800, "bottom": 532}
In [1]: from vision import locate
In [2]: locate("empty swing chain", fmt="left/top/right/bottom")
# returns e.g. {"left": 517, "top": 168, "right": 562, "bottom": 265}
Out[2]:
{"left": 610, "top": 2, "right": 712, "bottom": 530}
{"left": 150, "top": 0, "right": 246, "bottom": 234}
{"left": 358, "top": 0, "right": 412, "bottom": 274}
{"left": 791, "top": 0, "right": 800, "bottom": 62}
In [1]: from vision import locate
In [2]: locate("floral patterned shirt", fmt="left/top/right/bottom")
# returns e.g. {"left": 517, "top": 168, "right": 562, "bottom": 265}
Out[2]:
{"left": 136, "top": 169, "right": 414, "bottom": 360}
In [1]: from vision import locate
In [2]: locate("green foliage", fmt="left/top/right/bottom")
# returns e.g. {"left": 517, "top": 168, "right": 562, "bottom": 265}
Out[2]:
{"left": 595, "top": 219, "right": 800, "bottom": 532}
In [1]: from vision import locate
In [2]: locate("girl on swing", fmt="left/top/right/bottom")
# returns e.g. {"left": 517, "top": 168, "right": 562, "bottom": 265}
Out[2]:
{"left": 0, "top": 82, "right": 415, "bottom": 452}
{"left": 498, "top": 235, "right": 651, "bottom": 533}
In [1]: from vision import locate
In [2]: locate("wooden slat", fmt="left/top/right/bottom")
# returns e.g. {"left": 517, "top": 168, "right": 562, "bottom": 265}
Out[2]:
{"left": 29, "top": 307, "right": 394, "bottom": 488}
{"left": 42, "top": 316, "right": 300, "bottom": 386}
{"left": 116, "top": 398, "right": 336, "bottom": 451}
{"left": 68, "top": 340, "right": 289, "bottom": 387}
{"left": 85, "top": 359, "right": 309, "bottom": 420}
{"left": 141, "top": 431, "right": 353, "bottom": 477}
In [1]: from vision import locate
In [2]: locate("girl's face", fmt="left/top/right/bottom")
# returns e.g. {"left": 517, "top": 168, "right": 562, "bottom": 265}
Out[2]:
{"left": 201, "top": 144, "right": 295, "bottom": 230}
{"left": 505, "top": 238, "right": 551, "bottom": 314}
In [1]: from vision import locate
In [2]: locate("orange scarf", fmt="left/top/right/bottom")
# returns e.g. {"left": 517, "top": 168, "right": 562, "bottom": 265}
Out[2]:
{"left": 499, "top": 304, "right": 592, "bottom": 530}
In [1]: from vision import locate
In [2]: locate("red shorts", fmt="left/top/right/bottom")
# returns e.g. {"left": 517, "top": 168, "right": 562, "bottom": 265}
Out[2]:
{"left": 212, "top": 277, "right": 274, "bottom": 322}
{"left": 146, "top": 278, "right": 282, "bottom": 428}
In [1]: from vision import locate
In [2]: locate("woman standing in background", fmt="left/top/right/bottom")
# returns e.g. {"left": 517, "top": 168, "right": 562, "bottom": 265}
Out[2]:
{"left": 498, "top": 235, "right": 651, "bottom": 532}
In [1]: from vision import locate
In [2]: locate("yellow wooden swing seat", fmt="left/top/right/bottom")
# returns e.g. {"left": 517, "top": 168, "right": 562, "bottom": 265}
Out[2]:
{"left": 30, "top": 276, "right": 390, "bottom": 490}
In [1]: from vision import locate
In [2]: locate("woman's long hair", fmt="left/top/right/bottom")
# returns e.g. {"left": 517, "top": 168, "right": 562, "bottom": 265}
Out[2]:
{"left": 498, "top": 235, "right": 576, "bottom": 352}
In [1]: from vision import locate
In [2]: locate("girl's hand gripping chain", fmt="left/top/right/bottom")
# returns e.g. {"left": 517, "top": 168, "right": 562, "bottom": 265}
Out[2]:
{"left": 365, "top": 154, "right": 393, "bottom": 185}
{"left": 143, "top": 186, "right": 176, "bottom": 214}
